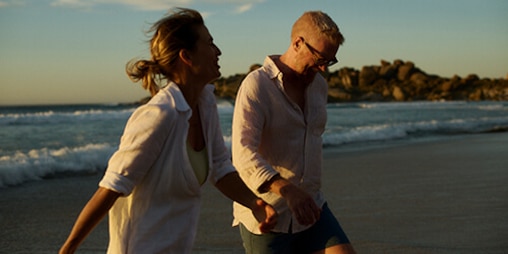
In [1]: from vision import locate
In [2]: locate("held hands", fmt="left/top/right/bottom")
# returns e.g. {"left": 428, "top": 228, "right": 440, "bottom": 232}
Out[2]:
{"left": 251, "top": 199, "right": 278, "bottom": 233}
{"left": 281, "top": 184, "right": 321, "bottom": 225}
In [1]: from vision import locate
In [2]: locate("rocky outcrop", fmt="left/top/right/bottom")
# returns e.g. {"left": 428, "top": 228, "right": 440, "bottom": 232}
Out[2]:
{"left": 213, "top": 74, "right": 246, "bottom": 100}
{"left": 213, "top": 59, "right": 508, "bottom": 102}
{"left": 323, "top": 59, "right": 508, "bottom": 102}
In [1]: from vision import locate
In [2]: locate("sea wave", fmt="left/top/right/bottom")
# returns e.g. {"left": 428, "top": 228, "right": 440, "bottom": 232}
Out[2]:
{"left": 0, "top": 108, "right": 135, "bottom": 126}
{"left": 322, "top": 116, "right": 508, "bottom": 146}
{"left": 0, "top": 102, "right": 234, "bottom": 126}
{"left": 353, "top": 101, "right": 507, "bottom": 110}
{"left": 0, "top": 143, "right": 116, "bottom": 188}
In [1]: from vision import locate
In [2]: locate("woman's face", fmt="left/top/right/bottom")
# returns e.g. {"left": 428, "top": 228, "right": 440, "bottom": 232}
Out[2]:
{"left": 189, "top": 25, "right": 222, "bottom": 83}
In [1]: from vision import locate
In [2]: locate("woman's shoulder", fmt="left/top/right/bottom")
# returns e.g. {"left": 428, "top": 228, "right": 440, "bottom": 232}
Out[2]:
{"left": 129, "top": 89, "right": 180, "bottom": 125}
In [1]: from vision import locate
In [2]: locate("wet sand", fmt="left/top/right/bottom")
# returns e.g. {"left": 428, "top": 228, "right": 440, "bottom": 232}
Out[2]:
{"left": 1, "top": 133, "right": 507, "bottom": 253}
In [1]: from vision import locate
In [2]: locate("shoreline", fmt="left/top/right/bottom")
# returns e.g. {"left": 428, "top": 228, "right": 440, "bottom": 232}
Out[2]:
{"left": 1, "top": 132, "right": 507, "bottom": 253}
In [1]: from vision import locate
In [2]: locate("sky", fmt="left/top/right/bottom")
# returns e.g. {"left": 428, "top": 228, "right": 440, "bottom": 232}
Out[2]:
{"left": 1, "top": 0, "right": 507, "bottom": 105}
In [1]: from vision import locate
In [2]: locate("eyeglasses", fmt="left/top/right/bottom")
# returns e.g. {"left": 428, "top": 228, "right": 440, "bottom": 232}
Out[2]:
{"left": 301, "top": 37, "right": 338, "bottom": 67}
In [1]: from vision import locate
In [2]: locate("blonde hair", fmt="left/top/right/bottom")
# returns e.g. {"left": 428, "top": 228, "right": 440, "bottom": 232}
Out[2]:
{"left": 291, "top": 11, "right": 344, "bottom": 46}
{"left": 126, "top": 8, "right": 204, "bottom": 96}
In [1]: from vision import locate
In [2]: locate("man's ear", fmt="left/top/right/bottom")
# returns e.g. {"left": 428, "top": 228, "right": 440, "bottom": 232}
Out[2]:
{"left": 293, "top": 36, "right": 303, "bottom": 52}
{"left": 179, "top": 49, "right": 193, "bottom": 66}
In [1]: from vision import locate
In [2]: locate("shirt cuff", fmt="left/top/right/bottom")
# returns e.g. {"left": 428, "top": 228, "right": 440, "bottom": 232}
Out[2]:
{"left": 252, "top": 168, "right": 279, "bottom": 194}
{"left": 98, "top": 171, "right": 136, "bottom": 196}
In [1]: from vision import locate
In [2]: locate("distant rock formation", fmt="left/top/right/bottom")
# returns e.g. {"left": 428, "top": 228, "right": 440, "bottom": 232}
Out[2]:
{"left": 213, "top": 59, "right": 508, "bottom": 102}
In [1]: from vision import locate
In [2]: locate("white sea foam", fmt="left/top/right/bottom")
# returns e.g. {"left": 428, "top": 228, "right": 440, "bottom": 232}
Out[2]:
{"left": 0, "top": 143, "right": 116, "bottom": 188}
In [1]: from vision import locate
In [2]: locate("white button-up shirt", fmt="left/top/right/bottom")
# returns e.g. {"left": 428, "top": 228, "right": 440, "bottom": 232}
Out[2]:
{"left": 232, "top": 55, "right": 328, "bottom": 234}
{"left": 99, "top": 82, "right": 235, "bottom": 253}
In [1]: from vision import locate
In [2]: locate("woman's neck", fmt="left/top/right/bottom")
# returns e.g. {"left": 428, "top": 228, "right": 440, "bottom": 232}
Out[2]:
{"left": 173, "top": 75, "right": 206, "bottom": 109}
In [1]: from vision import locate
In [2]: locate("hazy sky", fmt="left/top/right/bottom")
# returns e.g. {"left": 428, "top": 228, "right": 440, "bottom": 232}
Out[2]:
{"left": 1, "top": 0, "right": 507, "bottom": 105}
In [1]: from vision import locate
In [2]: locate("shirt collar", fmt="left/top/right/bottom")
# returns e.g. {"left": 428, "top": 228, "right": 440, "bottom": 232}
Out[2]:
{"left": 163, "top": 82, "right": 216, "bottom": 111}
{"left": 165, "top": 82, "right": 191, "bottom": 113}
{"left": 264, "top": 55, "right": 320, "bottom": 88}
{"left": 264, "top": 55, "right": 283, "bottom": 80}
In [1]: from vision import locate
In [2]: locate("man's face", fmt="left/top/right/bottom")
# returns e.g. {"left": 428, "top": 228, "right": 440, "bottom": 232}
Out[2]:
{"left": 297, "top": 36, "right": 339, "bottom": 78}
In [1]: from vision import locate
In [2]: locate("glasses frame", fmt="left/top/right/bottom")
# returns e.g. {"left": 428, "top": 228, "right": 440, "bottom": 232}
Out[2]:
{"left": 300, "top": 37, "right": 338, "bottom": 67}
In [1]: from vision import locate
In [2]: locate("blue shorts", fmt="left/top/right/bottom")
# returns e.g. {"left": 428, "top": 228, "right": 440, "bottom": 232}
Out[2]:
{"left": 239, "top": 203, "right": 351, "bottom": 254}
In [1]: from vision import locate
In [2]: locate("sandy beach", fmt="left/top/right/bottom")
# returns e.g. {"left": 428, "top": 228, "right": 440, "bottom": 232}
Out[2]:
{"left": 1, "top": 133, "right": 507, "bottom": 253}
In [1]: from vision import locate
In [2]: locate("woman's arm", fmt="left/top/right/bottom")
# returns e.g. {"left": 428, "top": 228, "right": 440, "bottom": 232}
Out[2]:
{"left": 59, "top": 187, "right": 121, "bottom": 254}
{"left": 215, "top": 172, "right": 277, "bottom": 233}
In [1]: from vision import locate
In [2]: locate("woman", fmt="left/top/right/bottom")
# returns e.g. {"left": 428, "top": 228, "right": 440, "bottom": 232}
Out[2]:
{"left": 59, "top": 8, "right": 277, "bottom": 254}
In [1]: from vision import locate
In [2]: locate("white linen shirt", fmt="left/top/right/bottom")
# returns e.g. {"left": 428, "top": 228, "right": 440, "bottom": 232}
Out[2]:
{"left": 99, "top": 82, "right": 235, "bottom": 254}
{"left": 232, "top": 55, "right": 328, "bottom": 234}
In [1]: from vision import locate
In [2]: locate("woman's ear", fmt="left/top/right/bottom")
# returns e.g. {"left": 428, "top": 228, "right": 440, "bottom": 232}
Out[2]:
{"left": 179, "top": 49, "right": 193, "bottom": 66}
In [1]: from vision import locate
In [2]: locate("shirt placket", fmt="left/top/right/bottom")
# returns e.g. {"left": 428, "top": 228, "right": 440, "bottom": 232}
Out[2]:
{"left": 278, "top": 76, "right": 308, "bottom": 184}
{"left": 300, "top": 86, "right": 311, "bottom": 187}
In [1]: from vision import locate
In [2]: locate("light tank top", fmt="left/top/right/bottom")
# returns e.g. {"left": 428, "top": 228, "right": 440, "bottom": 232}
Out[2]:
{"left": 186, "top": 140, "right": 209, "bottom": 185}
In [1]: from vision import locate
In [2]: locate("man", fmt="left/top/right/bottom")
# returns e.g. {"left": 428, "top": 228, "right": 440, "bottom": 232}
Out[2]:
{"left": 232, "top": 11, "right": 356, "bottom": 254}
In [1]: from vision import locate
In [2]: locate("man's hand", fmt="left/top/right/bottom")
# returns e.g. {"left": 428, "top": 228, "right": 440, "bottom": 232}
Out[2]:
{"left": 281, "top": 184, "right": 321, "bottom": 225}
{"left": 251, "top": 199, "right": 278, "bottom": 233}
{"left": 265, "top": 175, "right": 321, "bottom": 226}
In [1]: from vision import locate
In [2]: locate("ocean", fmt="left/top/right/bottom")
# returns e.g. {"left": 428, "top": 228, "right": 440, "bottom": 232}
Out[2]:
{"left": 1, "top": 100, "right": 507, "bottom": 188}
